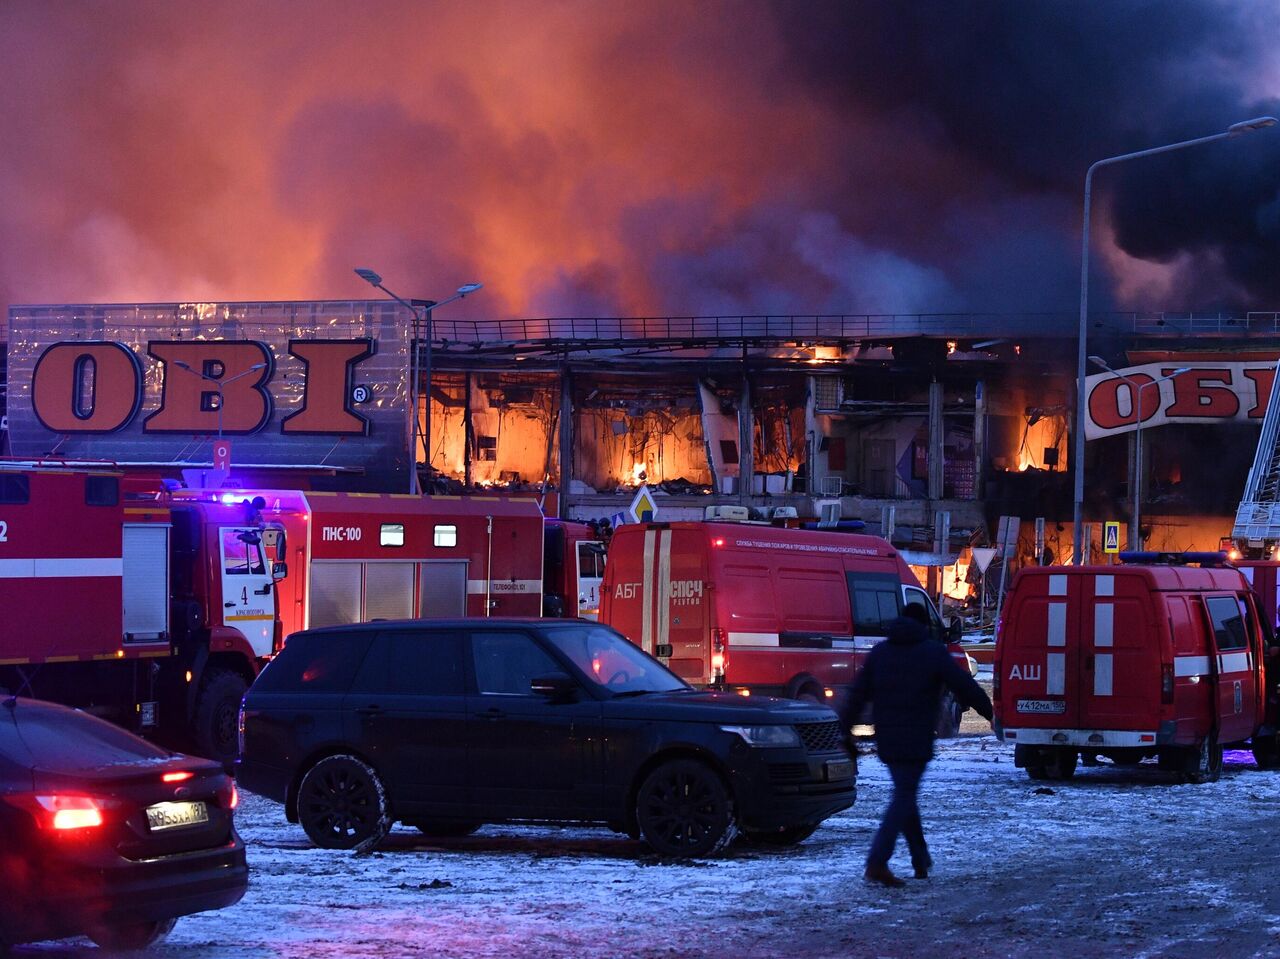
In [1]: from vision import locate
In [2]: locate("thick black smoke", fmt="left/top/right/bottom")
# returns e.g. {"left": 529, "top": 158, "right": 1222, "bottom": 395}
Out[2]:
{"left": 769, "top": 0, "right": 1280, "bottom": 311}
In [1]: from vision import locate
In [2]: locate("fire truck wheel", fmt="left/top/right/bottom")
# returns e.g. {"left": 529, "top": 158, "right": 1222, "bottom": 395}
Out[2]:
{"left": 635, "top": 759, "right": 737, "bottom": 858}
{"left": 741, "top": 823, "right": 819, "bottom": 847}
{"left": 1183, "top": 733, "right": 1223, "bottom": 784}
{"left": 88, "top": 918, "right": 176, "bottom": 950}
{"left": 193, "top": 669, "right": 248, "bottom": 766}
{"left": 297, "top": 755, "right": 391, "bottom": 850}
{"left": 407, "top": 820, "right": 483, "bottom": 838}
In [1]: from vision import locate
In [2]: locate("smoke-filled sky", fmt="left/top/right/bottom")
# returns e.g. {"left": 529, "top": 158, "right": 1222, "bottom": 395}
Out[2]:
{"left": 3, "top": 0, "right": 1280, "bottom": 321}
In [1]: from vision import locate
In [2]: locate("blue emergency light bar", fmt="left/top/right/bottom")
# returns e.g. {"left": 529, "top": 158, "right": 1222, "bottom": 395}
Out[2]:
{"left": 1118, "top": 551, "right": 1229, "bottom": 567}
{"left": 799, "top": 520, "right": 867, "bottom": 532}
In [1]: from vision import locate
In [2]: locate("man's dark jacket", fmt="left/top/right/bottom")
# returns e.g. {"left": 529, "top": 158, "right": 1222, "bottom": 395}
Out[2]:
{"left": 840, "top": 616, "right": 993, "bottom": 763}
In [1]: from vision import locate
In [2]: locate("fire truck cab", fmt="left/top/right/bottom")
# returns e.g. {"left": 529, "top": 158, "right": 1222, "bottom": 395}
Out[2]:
{"left": 0, "top": 466, "right": 283, "bottom": 764}
{"left": 599, "top": 513, "right": 966, "bottom": 731}
{"left": 994, "top": 555, "right": 1272, "bottom": 781}
{"left": 542, "top": 518, "right": 606, "bottom": 619}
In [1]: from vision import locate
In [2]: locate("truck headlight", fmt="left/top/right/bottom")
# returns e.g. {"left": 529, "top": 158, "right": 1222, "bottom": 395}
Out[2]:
{"left": 720, "top": 725, "right": 802, "bottom": 748}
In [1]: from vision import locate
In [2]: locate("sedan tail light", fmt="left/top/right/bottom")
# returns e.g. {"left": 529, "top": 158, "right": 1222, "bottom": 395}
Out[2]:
{"left": 216, "top": 779, "right": 240, "bottom": 812}
{"left": 4, "top": 794, "right": 112, "bottom": 830}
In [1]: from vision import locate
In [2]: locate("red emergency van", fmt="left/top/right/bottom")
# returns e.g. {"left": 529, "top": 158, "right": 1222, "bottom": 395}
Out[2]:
{"left": 599, "top": 518, "right": 966, "bottom": 729}
{"left": 994, "top": 557, "right": 1270, "bottom": 782}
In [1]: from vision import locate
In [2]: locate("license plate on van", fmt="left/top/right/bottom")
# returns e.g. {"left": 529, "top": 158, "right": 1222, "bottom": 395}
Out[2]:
{"left": 1017, "top": 699, "right": 1066, "bottom": 714}
{"left": 146, "top": 801, "right": 208, "bottom": 831}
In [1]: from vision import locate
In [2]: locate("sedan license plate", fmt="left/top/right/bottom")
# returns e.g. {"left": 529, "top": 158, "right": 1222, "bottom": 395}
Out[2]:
{"left": 146, "top": 801, "right": 209, "bottom": 832}
{"left": 1017, "top": 699, "right": 1066, "bottom": 714}
{"left": 824, "top": 759, "right": 854, "bottom": 782}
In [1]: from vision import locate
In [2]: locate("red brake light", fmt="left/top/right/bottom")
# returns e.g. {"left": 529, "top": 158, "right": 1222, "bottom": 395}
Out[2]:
{"left": 11, "top": 795, "right": 108, "bottom": 830}
{"left": 162, "top": 771, "right": 194, "bottom": 783}
{"left": 217, "top": 779, "right": 240, "bottom": 811}
{"left": 712, "top": 538, "right": 725, "bottom": 548}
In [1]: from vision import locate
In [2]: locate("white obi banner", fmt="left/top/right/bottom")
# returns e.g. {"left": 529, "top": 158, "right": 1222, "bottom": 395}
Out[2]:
{"left": 1085, "top": 361, "right": 1277, "bottom": 440}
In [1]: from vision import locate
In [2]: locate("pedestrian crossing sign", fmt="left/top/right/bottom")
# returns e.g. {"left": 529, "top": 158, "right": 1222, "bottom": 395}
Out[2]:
{"left": 1103, "top": 521, "right": 1120, "bottom": 554}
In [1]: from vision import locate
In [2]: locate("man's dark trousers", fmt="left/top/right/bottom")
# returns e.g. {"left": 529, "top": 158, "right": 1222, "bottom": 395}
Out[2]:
{"left": 867, "top": 760, "right": 930, "bottom": 870}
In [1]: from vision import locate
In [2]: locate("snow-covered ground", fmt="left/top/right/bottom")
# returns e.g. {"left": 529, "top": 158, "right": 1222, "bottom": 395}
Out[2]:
{"left": 18, "top": 715, "right": 1280, "bottom": 958}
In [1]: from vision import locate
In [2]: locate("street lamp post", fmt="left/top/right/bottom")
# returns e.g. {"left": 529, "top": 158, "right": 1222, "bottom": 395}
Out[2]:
{"left": 1071, "top": 115, "right": 1277, "bottom": 564}
{"left": 355, "top": 269, "right": 482, "bottom": 494}
{"left": 172, "top": 360, "right": 268, "bottom": 443}
{"left": 1088, "top": 358, "right": 1191, "bottom": 549}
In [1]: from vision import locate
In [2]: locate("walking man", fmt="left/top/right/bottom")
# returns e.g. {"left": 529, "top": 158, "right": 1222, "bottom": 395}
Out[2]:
{"left": 841, "top": 603, "right": 993, "bottom": 887}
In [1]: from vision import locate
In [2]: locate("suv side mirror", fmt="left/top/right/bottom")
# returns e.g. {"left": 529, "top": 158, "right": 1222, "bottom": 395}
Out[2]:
{"left": 271, "top": 561, "right": 288, "bottom": 581}
{"left": 531, "top": 672, "right": 577, "bottom": 700}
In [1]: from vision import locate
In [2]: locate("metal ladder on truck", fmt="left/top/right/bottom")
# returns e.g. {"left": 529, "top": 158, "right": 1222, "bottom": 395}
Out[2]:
{"left": 1233, "top": 357, "right": 1280, "bottom": 557}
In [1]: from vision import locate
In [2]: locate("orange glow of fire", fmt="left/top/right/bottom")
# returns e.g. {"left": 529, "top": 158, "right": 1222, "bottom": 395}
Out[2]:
{"left": 1016, "top": 416, "right": 1067, "bottom": 471}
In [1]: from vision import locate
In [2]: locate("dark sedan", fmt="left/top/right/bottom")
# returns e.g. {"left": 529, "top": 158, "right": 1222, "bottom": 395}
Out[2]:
{"left": 238, "top": 619, "right": 856, "bottom": 858}
{"left": 0, "top": 696, "right": 248, "bottom": 950}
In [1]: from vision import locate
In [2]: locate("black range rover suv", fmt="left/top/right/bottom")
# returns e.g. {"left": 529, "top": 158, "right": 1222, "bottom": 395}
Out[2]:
{"left": 237, "top": 619, "right": 856, "bottom": 857}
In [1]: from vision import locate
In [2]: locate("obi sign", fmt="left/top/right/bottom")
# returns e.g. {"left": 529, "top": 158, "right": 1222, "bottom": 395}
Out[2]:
{"left": 1085, "top": 359, "right": 1278, "bottom": 440}
{"left": 31, "top": 339, "right": 374, "bottom": 436}
{"left": 8, "top": 301, "right": 414, "bottom": 487}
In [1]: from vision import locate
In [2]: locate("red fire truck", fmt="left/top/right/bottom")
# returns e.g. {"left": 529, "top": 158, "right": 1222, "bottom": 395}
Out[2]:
{"left": 169, "top": 489, "right": 547, "bottom": 639}
{"left": 599, "top": 514, "right": 968, "bottom": 731}
{"left": 994, "top": 556, "right": 1276, "bottom": 780}
{"left": 542, "top": 518, "right": 606, "bottom": 619}
{"left": 0, "top": 464, "right": 282, "bottom": 765}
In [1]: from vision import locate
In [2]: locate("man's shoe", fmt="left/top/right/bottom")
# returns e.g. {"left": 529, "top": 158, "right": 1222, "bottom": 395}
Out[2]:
{"left": 913, "top": 866, "right": 930, "bottom": 880}
{"left": 864, "top": 864, "right": 906, "bottom": 888}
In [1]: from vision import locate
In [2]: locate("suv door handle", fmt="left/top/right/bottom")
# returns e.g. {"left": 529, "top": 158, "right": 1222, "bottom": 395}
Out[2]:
{"left": 224, "top": 602, "right": 236, "bottom": 608}
{"left": 254, "top": 585, "right": 272, "bottom": 595}
{"left": 479, "top": 708, "right": 505, "bottom": 721}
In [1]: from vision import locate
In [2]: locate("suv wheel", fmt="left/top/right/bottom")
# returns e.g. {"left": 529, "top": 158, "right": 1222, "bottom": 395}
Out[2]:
{"left": 297, "top": 755, "right": 391, "bottom": 850}
{"left": 635, "top": 759, "right": 737, "bottom": 858}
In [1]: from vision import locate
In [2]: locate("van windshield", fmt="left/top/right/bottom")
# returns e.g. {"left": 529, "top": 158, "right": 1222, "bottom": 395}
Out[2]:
{"left": 542, "top": 626, "right": 689, "bottom": 695}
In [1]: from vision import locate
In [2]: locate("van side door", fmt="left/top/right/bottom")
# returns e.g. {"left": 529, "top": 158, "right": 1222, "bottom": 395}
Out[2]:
{"left": 1202, "top": 594, "right": 1258, "bottom": 744}
{"left": 846, "top": 572, "right": 902, "bottom": 651}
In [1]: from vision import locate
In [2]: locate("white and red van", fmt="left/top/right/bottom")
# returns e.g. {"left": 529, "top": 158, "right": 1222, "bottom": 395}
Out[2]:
{"left": 994, "top": 556, "right": 1272, "bottom": 781}
{"left": 599, "top": 517, "right": 968, "bottom": 731}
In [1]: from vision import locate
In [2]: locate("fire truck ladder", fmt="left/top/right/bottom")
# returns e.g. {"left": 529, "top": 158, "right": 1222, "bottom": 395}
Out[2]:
{"left": 1233, "top": 357, "right": 1280, "bottom": 550}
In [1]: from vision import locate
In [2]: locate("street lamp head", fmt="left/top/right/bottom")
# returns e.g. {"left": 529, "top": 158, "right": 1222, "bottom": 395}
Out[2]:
{"left": 172, "top": 360, "right": 195, "bottom": 373}
{"left": 1169, "top": 366, "right": 1192, "bottom": 376}
{"left": 1227, "top": 116, "right": 1279, "bottom": 137}
{"left": 456, "top": 283, "right": 483, "bottom": 296}
{"left": 1088, "top": 355, "right": 1110, "bottom": 370}
{"left": 354, "top": 268, "right": 383, "bottom": 287}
